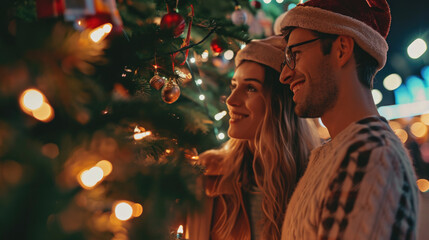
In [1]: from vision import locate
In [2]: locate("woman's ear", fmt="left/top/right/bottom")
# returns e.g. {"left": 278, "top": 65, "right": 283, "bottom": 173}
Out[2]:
{"left": 334, "top": 35, "right": 355, "bottom": 68}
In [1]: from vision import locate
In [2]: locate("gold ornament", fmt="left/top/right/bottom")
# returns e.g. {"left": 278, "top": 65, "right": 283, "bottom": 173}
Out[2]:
{"left": 161, "top": 79, "right": 180, "bottom": 104}
{"left": 149, "top": 73, "right": 166, "bottom": 90}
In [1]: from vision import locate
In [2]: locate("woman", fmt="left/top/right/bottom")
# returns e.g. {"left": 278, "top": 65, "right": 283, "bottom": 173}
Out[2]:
{"left": 186, "top": 36, "right": 320, "bottom": 240}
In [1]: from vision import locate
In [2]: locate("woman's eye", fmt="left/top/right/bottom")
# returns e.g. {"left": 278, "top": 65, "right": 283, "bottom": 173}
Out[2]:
{"left": 247, "top": 85, "right": 257, "bottom": 92}
{"left": 230, "top": 83, "right": 236, "bottom": 90}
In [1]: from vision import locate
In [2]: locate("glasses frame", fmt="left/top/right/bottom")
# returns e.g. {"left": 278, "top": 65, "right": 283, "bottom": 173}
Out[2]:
{"left": 281, "top": 38, "right": 322, "bottom": 70}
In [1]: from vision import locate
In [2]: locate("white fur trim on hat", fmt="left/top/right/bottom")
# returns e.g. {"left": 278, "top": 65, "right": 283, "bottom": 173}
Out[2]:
{"left": 280, "top": 6, "right": 388, "bottom": 70}
{"left": 235, "top": 36, "right": 285, "bottom": 73}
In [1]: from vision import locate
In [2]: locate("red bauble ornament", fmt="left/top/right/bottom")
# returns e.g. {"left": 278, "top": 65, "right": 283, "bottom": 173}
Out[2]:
{"left": 210, "top": 38, "right": 226, "bottom": 54}
{"left": 251, "top": 0, "right": 262, "bottom": 9}
{"left": 160, "top": 12, "right": 186, "bottom": 38}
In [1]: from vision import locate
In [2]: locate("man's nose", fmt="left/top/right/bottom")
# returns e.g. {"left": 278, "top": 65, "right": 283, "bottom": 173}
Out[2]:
{"left": 279, "top": 66, "right": 294, "bottom": 85}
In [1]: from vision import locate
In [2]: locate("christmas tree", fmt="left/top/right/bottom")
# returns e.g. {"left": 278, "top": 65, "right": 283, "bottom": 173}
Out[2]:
{"left": 0, "top": 0, "right": 291, "bottom": 239}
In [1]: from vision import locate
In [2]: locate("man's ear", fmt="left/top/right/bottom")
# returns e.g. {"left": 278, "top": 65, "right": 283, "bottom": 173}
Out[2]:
{"left": 334, "top": 35, "right": 354, "bottom": 67}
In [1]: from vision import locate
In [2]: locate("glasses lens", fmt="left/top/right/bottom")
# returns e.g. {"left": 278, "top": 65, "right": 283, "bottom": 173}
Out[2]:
{"left": 285, "top": 48, "right": 294, "bottom": 70}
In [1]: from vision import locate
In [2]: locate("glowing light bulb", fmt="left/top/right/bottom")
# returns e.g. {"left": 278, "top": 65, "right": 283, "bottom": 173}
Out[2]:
{"left": 276, "top": 0, "right": 284, "bottom": 3}
{"left": 195, "top": 79, "right": 203, "bottom": 85}
{"left": 20, "top": 89, "right": 44, "bottom": 111}
{"left": 96, "top": 160, "right": 113, "bottom": 177}
{"left": 90, "top": 23, "right": 113, "bottom": 43}
{"left": 263, "top": 0, "right": 271, "bottom": 3}
{"left": 114, "top": 202, "right": 133, "bottom": 221}
{"left": 199, "top": 94, "right": 205, "bottom": 101}
{"left": 79, "top": 166, "right": 104, "bottom": 188}
{"left": 189, "top": 57, "right": 196, "bottom": 63}
{"left": 214, "top": 111, "right": 227, "bottom": 121}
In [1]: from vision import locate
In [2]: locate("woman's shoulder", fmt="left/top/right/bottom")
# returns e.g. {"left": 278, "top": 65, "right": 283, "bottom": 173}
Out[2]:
{"left": 199, "top": 149, "right": 225, "bottom": 176}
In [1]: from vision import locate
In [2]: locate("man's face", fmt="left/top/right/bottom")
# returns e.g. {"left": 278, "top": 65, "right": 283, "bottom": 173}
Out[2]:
{"left": 279, "top": 28, "right": 339, "bottom": 118}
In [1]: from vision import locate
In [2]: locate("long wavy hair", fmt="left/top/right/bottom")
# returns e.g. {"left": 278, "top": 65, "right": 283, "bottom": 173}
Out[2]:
{"left": 201, "top": 63, "right": 320, "bottom": 240}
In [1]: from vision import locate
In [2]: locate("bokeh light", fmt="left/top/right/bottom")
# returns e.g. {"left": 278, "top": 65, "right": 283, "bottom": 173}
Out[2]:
{"left": 114, "top": 202, "right": 133, "bottom": 221}
{"left": 41, "top": 143, "right": 59, "bottom": 159}
{"left": 32, "top": 102, "right": 54, "bottom": 122}
{"left": 217, "top": 132, "right": 225, "bottom": 140}
{"left": 96, "top": 160, "right": 113, "bottom": 177}
{"left": 417, "top": 179, "right": 429, "bottom": 192}
{"left": 371, "top": 89, "right": 383, "bottom": 105}
{"left": 195, "top": 79, "right": 203, "bottom": 85}
{"left": 79, "top": 166, "right": 104, "bottom": 188}
{"left": 214, "top": 111, "right": 227, "bottom": 121}
{"left": 394, "top": 129, "right": 408, "bottom": 143}
{"left": 410, "top": 122, "right": 427, "bottom": 138}
{"left": 223, "top": 50, "right": 234, "bottom": 60}
{"left": 132, "top": 203, "right": 143, "bottom": 217}
{"left": 388, "top": 121, "right": 402, "bottom": 130}
{"left": 90, "top": 23, "right": 113, "bottom": 43}
{"left": 20, "top": 89, "right": 44, "bottom": 111}
{"left": 199, "top": 94, "right": 205, "bottom": 101}
{"left": 383, "top": 73, "right": 402, "bottom": 91}
{"left": 407, "top": 38, "right": 427, "bottom": 59}
{"left": 421, "top": 113, "right": 429, "bottom": 125}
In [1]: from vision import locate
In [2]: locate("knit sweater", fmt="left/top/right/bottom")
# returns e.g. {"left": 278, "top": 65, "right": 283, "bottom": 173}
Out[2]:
{"left": 281, "top": 116, "right": 419, "bottom": 240}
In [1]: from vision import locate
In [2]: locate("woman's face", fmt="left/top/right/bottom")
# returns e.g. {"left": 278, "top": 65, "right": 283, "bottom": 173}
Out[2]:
{"left": 227, "top": 61, "right": 267, "bottom": 140}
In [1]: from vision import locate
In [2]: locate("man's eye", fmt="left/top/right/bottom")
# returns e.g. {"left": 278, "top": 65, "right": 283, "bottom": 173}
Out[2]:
{"left": 230, "top": 84, "right": 236, "bottom": 90}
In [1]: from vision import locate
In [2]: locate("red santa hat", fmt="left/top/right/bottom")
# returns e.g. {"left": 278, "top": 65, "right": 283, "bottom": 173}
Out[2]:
{"left": 280, "top": 0, "right": 391, "bottom": 70}
{"left": 235, "top": 35, "right": 285, "bottom": 73}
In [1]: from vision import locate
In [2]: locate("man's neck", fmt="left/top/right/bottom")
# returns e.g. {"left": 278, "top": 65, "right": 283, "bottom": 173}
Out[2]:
{"left": 321, "top": 81, "right": 379, "bottom": 139}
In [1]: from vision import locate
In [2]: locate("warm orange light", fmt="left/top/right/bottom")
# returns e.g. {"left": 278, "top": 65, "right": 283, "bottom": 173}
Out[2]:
{"left": 89, "top": 23, "right": 113, "bottom": 43}
{"left": 114, "top": 201, "right": 133, "bottom": 221}
{"left": 96, "top": 160, "right": 113, "bottom": 177}
{"left": 417, "top": 179, "right": 429, "bottom": 192}
{"left": 19, "top": 88, "right": 44, "bottom": 112}
{"left": 134, "top": 131, "right": 152, "bottom": 140}
{"left": 394, "top": 129, "right": 408, "bottom": 143}
{"left": 132, "top": 203, "right": 143, "bottom": 217}
{"left": 78, "top": 166, "right": 104, "bottom": 189}
{"left": 32, "top": 102, "right": 54, "bottom": 122}
{"left": 410, "top": 122, "right": 428, "bottom": 138}
{"left": 421, "top": 113, "right": 429, "bottom": 125}
{"left": 388, "top": 120, "right": 401, "bottom": 130}
{"left": 177, "top": 225, "right": 184, "bottom": 239}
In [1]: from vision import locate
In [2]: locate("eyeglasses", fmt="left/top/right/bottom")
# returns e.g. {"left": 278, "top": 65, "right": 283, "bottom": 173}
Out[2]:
{"left": 281, "top": 38, "right": 322, "bottom": 70}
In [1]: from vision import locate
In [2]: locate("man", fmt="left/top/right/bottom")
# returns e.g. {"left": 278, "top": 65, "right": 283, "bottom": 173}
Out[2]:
{"left": 278, "top": 0, "right": 419, "bottom": 239}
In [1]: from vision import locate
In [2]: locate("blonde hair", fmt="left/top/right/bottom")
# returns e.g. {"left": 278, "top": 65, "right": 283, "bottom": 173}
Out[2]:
{"left": 201, "top": 64, "right": 320, "bottom": 239}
